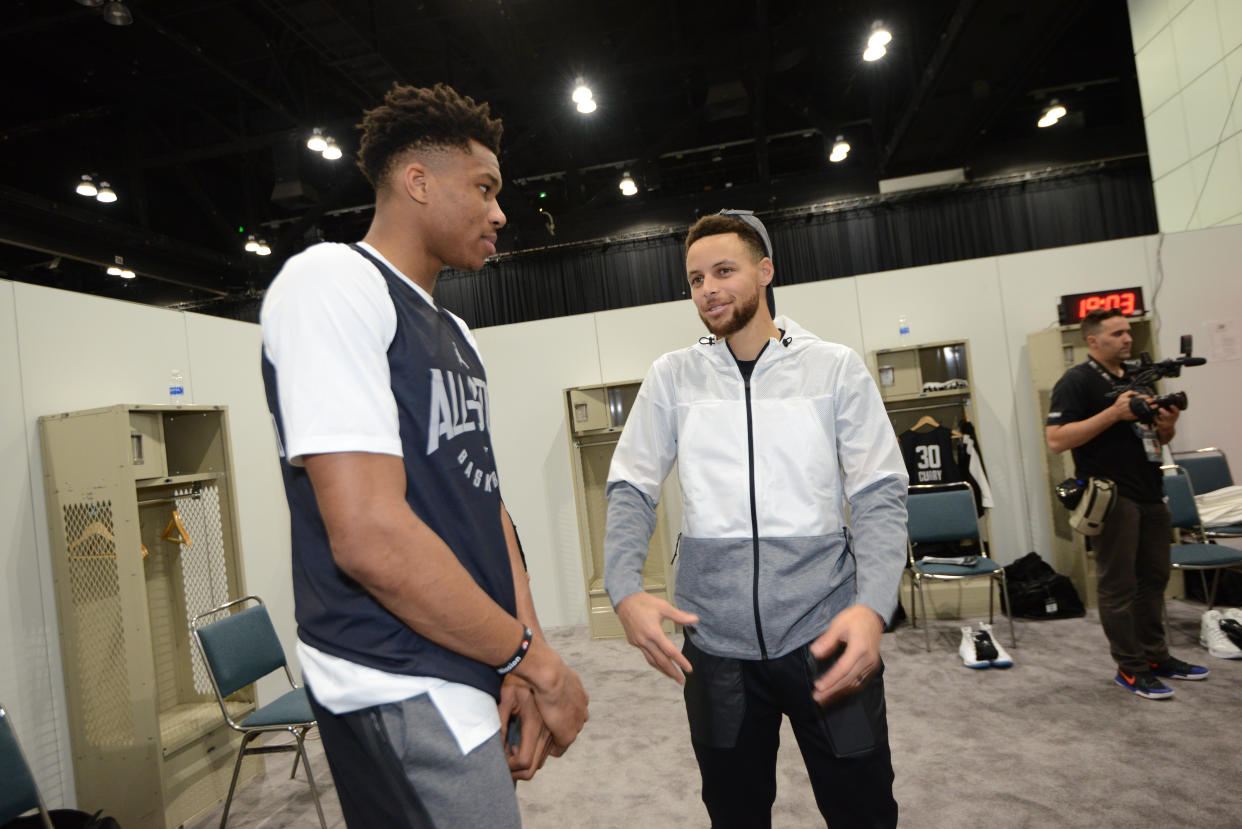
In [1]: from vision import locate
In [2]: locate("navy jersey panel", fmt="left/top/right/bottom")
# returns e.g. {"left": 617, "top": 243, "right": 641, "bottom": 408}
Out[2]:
{"left": 262, "top": 244, "right": 515, "bottom": 699}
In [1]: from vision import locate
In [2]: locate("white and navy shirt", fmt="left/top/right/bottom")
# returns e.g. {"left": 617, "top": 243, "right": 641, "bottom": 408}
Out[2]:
{"left": 260, "top": 241, "right": 511, "bottom": 753}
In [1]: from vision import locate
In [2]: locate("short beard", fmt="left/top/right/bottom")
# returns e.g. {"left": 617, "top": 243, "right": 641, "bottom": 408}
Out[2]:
{"left": 700, "top": 290, "right": 760, "bottom": 339}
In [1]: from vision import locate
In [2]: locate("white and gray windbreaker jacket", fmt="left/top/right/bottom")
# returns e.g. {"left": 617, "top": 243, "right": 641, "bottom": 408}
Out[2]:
{"left": 604, "top": 316, "right": 909, "bottom": 660}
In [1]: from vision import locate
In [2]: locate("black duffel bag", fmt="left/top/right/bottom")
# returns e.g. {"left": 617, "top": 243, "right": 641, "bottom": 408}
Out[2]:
{"left": 1000, "top": 552, "right": 1086, "bottom": 619}
{"left": 2, "top": 809, "right": 120, "bottom": 829}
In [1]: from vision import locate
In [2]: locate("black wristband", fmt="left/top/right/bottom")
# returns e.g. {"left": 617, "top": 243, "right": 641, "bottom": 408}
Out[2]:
{"left": 496, "top": 625, "right": 533, "bottom": 675}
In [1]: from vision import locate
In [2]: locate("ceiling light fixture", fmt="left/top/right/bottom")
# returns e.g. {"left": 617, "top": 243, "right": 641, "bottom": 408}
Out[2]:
{"left": 864, "top": 21, "right": 891, "bottom": 61}
{"left": 119, "top": 269, "right": 136, "bottom": 279}
{"left": 101, "top": 0, "right": 133, "bottom": 26}
{"left": 95, "top": 181, "right": 117, "bottom": 203}
{"left": 618, "top": 172, "right": 638, "bottom": 197}
{"left": 573, "top": 78, "right": 597, "bottom": 113}
{"left": 1038, "top": 101, "right": 1068, "bottom": 128}
{"left": 244, "top": 234, "right": 260, "bottom": 253}
{"left": 321, "top": 137, "right": 343, "bottom": 160}
{"left": 306, "top": 127, "right": 328, "bottom": 152}
{"left": 106, "top": 266, "right": 123, "bottom": 276}
{"left": 75, "top": 174, "right": 98, "bottom": 197}
{"left": 829, "top": 135, "right": 850, "bottom": 163}
{"left": 256, "top": 242, "right": 272, "bottom": 256}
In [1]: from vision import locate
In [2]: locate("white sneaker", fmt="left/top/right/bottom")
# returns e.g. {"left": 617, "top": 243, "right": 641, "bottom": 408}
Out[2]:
{"left": 1203, "top": 609, "right": 1242, "bottom": 658}
{"left": 978, "top": 622, "right": 1013, "bottom": 668}
{"left": 958, "top": 625, "right": 992, "bottom": 668}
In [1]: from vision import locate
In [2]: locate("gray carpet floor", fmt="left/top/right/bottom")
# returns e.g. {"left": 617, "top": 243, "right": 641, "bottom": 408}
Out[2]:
{"left": 188, "top": 599, "right": 1242, "bottom": 828}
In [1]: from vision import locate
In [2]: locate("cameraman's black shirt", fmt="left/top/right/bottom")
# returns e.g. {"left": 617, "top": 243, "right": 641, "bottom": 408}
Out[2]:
{"left": 1046, "top": 360, "right": 1162, "bottom": 502}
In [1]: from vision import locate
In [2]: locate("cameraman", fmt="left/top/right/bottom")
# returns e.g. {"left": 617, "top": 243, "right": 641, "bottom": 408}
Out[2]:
{"left": 1045, "top": 308, "right": 1208, "bottom": 699}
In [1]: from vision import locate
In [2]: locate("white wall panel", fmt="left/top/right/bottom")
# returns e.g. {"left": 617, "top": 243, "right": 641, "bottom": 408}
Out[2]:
{"left": 772, "top": 277, "right": 865, "bottom": 356}
{"left": 1149, "top": 223, "right": 1242, "bottom": 466}
{"left": 1182, "top": 61, "right": 1233, "bottom": 158}
{"left": 855, "top": 258, "right": 1031, "bottom": 563}
{"left": 0, "top": 281, "right": 68, "bottom": 806}
{"left": 1136, "top": 26, "right": 1183, "bottom": 115}
{"left": 472, "top": 313, "right": 603, "bottom": 628}
{"left": 1192, "top": 133, "right": 1242, "bottom": 226}
{"left": 1128, "top": 0, "right": 1171, "bottom": 54}
{"left": 1153, "top": 162, "right": 1197, "bottom": 231}
{"left": 184, "top": 313, "right": 294, "bottom": 704}
{"left": 1145, "top": 96, "right": 1192, "bottom": 179}
{"left": 593, "top": 299, "right": 704, "bottom": 383}
{"left": 1170, "top": 0, "right": 1224, "bottom": 84}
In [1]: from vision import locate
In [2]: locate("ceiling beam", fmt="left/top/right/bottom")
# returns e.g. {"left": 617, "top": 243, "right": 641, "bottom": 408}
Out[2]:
{"left": 878, "top": 0, "right": 981, "bottom": 175}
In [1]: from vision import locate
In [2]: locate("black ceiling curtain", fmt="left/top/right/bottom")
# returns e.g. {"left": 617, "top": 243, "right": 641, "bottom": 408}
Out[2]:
{"left": 434, "top": 158, "right": 1156, "bottom": 329}
{"left": 211, "top": 158, "right": 1155, "bottom": 326}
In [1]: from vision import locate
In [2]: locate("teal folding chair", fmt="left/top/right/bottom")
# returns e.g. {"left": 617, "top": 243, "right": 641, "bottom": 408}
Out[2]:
{"left": 1171, "top": 448, "right": 1242, "bottom": 537}
{"left": 906, "top": 481, "right": 1016, "bottom": 652}
{"left": 1162, "top": 466, "right": 1242, "bottom": 608}
{"left": 0, "top": 703, "right": 55, "bottom": 829}
{"left": 191, "top": 596, "right": 327, "bottom": 829}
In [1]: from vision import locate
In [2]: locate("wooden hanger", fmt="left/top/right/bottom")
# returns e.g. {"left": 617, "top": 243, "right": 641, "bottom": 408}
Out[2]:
{"left": 67, "top": 519, "right": 114, "bottom": 551}
{"left": 912, "top": 414, "right": 940, "bottom": 432}
{"left": 162, "top": 509, "right": 192, "bottom": 546}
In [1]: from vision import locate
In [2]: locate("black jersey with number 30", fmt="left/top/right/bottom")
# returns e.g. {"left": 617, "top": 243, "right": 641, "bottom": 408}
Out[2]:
{"left": 899, "top": 426, "right": 962, "bottom": 485}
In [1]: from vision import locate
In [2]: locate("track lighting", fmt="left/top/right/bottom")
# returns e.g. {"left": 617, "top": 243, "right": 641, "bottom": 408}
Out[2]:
{"left": 256, "top": 243, "right": 271, "bottom": 256}
{"left": 105, "top": 255, "right": 134, "bottom": 278}
{"left": 244, "top": 235, "right": 260, "bottom": 253}
{"left": 101, "top": 1, "right": 133, "bottom": 26}
{"left": 75, "top": 174, "right": 98, "bottom": 197}
{"left": 573, "top": 79, "right": 597, "bottom": 114}
{"left": 95, "top": 181, "right": 117, "bottom": 203}
{"left": 864, "top": 22, "right": 891, "bottom": 61}
{"left": 306, "top": 127, "right": 327, "bottom": 152}
{"left": 322, "top": 137, "right": 342, "bottom": 160}
{"left": 1038, "top": 101, "right": 1068, "bottom": 128}
{"left": 619, "top": 172, "right": 637, "bottom": 197}
{"left": 829, "top": 136, "right": 850, "bottom": 163}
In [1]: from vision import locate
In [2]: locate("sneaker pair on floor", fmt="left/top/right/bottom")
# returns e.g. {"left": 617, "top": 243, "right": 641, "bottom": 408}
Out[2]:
{"left": 1114, "top": 657, "right": 1210, "bottom": 700}
{"left": 1200, "top": 608, "right": 1242, "bottom": 659}
{"left": 958, "top": 623, "right": 1012, "bottom": 668}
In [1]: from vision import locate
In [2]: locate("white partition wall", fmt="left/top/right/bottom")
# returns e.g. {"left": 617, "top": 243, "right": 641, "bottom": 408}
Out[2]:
{"left": 471, "top": 314, "right": 606, "bottom": 628}
{"left": 4, "top": 221, "right": 1242, "bottom": 809}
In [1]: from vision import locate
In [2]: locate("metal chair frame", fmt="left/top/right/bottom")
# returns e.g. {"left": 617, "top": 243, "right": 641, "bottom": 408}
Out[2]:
{"left": 1161, "top": 465, "right": 1242, "bottom": 609}
{"left": 905, "top": 481, "right": 1016, "bottom": 652}
{"left": 1170, "top": 447, "right": 1242, "bottom": 538}
{"left": 0, "top": 703, "right": 55, "bottom": 829}
{"left": 190, "top": 595, "right": 327, "bottom": 829}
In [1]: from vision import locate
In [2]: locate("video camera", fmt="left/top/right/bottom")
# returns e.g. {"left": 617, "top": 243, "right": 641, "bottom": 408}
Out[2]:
{"left": 1106, "top": 334, "right": 1207, "bottom": 425}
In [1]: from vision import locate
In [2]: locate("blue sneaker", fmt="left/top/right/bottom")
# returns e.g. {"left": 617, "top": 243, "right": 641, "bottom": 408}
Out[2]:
{"left": 1115, "top": 670, "right": 1174, "bottom": 699}
{"left": 1149, "top": 657, "right": 1210, "bottom": 681}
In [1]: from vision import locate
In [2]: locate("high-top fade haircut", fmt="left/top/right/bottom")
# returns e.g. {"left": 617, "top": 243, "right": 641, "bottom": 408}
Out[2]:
{"left": 1081, "top": 308, "right": 1126, "bottom": 341}
{"left": 685, "top": 214, "right": 768, "bottom": 262}
{"left": 356, "top": 82, "right": 504, "bottom": 190}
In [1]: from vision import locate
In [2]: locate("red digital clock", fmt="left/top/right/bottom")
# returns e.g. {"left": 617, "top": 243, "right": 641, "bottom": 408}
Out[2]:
{"left": 1058, "top": 287, "right": 1145, "bottom": 325}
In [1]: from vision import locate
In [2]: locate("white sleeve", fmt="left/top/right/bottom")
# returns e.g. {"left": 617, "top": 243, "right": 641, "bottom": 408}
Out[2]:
{"left": 260, "top": 244, "right": 401, "bottom": 465}
{"left": 606, "top": 357, "right": 679, "bottom": 502}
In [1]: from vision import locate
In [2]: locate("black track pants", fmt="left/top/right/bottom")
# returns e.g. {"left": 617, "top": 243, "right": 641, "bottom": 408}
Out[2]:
{"left": 682, "top": 635, "right": 898, "bottom": 829}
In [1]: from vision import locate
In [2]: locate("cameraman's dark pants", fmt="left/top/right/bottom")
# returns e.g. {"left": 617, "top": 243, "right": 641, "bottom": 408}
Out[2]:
{"left": 682, "top": 635, "right": 898, "bottom": 829}
{"left": 1094, "top": 495, "right": 1172, "bottom": 674}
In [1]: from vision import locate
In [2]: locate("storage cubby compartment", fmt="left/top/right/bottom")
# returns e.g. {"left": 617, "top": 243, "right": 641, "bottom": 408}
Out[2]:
{"left": 39, "top": 404, "right": 258, "bottom": 829}
{"left": 564, "top": 382, "right": 676, "bottom": 639}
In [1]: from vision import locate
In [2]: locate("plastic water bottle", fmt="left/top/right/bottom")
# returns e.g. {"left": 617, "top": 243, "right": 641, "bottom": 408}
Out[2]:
{"left": 169, "top": 369, "right": 185, "bottom": 405}
{"left": 898, "top": 315, "right": 910, "bottom": 336}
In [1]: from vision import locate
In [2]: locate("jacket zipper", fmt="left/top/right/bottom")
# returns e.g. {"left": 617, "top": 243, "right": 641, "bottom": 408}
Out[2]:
{"left": 743, "top": 372, "right": 768, "bottom": 659}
